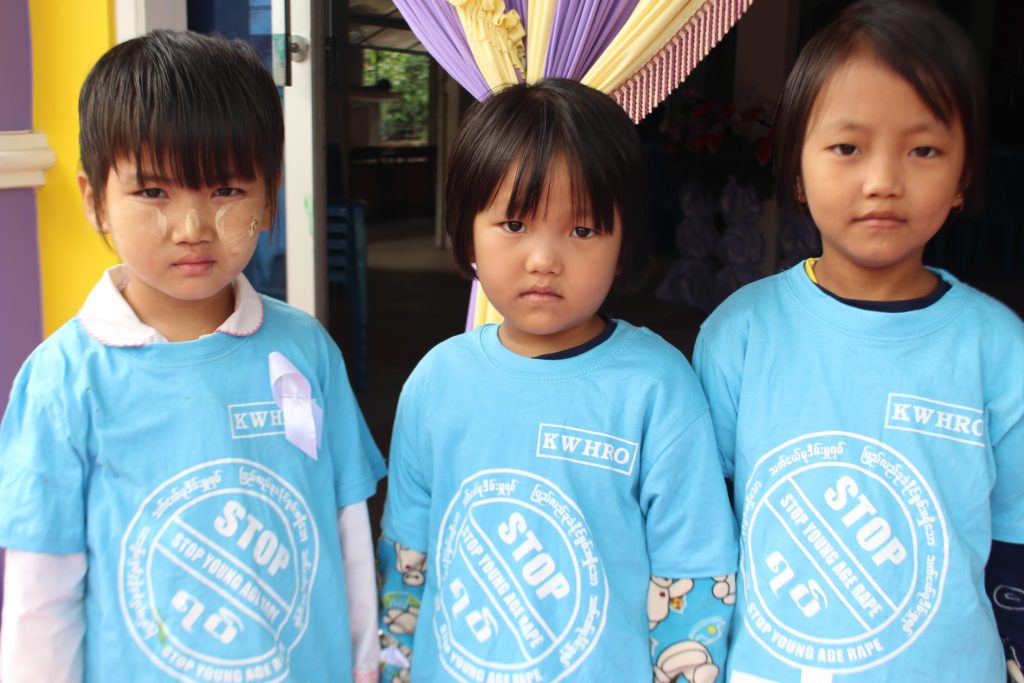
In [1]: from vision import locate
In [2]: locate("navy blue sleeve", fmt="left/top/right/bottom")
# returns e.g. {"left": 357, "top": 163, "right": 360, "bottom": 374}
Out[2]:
{"left": 986, "top": 540, "right": 1024, "bottom": 672}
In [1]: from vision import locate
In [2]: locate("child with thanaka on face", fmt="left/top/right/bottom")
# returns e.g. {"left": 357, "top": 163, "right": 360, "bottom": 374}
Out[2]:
{"left": 376, "top": 78, "right": 738, "bottom": 682}
{"left": 0, "top": 30, "right": 385, "bottom": 682}
{"left": 693, "top": 1, "right": 1024, "bottom": 681}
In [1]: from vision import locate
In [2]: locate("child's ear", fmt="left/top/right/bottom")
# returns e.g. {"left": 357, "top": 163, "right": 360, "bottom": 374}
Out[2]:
{"left": 77, "top": 172, "right": 105, "bottom": 233}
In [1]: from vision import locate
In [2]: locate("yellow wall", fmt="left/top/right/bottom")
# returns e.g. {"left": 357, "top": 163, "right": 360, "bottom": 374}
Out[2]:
{"left": 30, "top": 0, "right": 118, "bottom": 335}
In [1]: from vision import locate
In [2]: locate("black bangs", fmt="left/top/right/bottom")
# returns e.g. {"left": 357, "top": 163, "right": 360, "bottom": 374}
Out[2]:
{"left": 80, "top": 30, "right": 283, "bottom": 215}
{"left": 500, "top": 138, "right": 617, "bottom": 238}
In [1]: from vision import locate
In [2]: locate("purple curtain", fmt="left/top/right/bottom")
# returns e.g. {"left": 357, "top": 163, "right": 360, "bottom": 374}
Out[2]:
{"left": 392, "top": 0, "right": 493, "bottom": 100}
{"left": 393, "top": 0, "right": 641, "bottom": 96}
{"left": 543, "top": 0, "right": 639, "bottom": 80}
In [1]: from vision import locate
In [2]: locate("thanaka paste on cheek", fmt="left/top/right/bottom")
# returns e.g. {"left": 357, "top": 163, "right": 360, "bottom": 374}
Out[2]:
{"left": 214, "top": 198, "right": 265, "bottom": 255}
{"left": 117, "top": 204, "right": 169, "bottom": 239}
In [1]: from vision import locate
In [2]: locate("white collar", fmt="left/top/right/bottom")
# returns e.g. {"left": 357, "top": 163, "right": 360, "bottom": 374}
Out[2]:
{"left": 77, "top": 264, "right": 265, "bottom": 347}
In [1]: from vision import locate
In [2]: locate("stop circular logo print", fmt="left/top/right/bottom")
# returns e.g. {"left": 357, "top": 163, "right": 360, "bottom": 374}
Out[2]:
{"left": 434, "top": 469, "right": 609, "bottom": 682}
{"left": 119, "top": 459, "right": 319, "bottom": 682}
{"left": 741, "top": 432, "right": 948, "bottom": 674}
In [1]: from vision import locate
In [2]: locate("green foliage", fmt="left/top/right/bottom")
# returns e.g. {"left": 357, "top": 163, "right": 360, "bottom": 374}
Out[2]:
{"left": 363, "top": 49, "right": 429, "bottom": 141}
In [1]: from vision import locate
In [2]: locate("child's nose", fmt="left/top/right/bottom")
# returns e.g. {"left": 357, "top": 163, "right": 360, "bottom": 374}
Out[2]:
{"left": 863, "top": 155, "right": 904, "bottom": 198}
{"left": 525, "top": 237, "right": 562, "bottom": 274}
{"left": 171, "top": 205, "right": 213, "bottom": 243}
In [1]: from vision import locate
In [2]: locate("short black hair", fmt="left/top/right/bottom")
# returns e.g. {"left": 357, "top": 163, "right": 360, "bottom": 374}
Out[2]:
{"left": 774, "top": 0, "right": 987, "bottom": 213}
{"left": 445, "top": 78, "right": 650, "bottom": 287}
{"left": 79, "top": 30, "right": 283, "bottom": 220}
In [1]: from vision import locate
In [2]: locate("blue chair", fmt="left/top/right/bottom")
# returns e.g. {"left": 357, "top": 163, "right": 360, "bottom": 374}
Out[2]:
{"left": 327, "top": 201, "right": 369, "bottom": 390}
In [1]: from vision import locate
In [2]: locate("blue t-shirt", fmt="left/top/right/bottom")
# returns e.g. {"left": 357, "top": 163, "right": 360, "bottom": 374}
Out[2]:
{"left": 694, "top": 263, "right": 1024, "bottom": 682}
{"left": 0, "top": 292, "right": 385, "bottom": 682}
{"left": 382, "top": 320, "right": 738, "bottom": 682}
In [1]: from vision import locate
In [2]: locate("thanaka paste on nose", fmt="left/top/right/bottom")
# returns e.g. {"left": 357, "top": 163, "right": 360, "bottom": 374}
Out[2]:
{"left": 185, "top": 208, "right": 201, "bottom": 241}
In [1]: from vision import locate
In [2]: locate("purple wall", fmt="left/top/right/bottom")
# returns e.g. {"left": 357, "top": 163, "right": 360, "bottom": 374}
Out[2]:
{"left": 0, "top": 0, "right": 40, "bottom": 410}
{"left": 0, "top": 0, "right": 39, "bottom": 615}
{"left": 0, "top": 190, "right": 41, "bottom": 408}
{"left": 0, "top": 0, "right": 32, "bottom": 129}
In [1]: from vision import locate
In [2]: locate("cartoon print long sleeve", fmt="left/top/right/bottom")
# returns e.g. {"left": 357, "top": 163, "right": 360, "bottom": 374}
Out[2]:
{"left": 649, "top": 575, "right": 736, "bottom": 682}
{"left": 378, "top": 537, "right": 425, "bottom": 681}
{"left": 986, "top": 541, "right": 1024, "bottom": 683}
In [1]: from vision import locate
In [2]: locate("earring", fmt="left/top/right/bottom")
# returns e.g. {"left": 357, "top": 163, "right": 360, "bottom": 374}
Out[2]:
{"left": 952, "top": 192, "right": 964, "bottom": 212}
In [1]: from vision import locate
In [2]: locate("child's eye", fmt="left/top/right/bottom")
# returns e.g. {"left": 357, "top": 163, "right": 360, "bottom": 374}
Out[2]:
{"left": 213, "top": 187, "right": 244, "bottom": 198}
{"left": 910, "top": 146, "right": 939, "bottom": 158}
{"left": 501, "top": 221, "right": 525, "bottom": 233}
{"left": 137, "top": 188, "right": 167, "bottom": 199}
{"left": 571, "top": 226, "right": 598, "bottom": 239}
{"left": 829, "top": 144, "right": 859, "bottom": 156}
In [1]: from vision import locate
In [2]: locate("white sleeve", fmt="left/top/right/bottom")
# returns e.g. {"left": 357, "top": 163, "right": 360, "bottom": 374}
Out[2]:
{"left": 338, "top": 502, "right": 380, "bottom": 682}
{"left": 0, "top": 549, "right": 87, "bottom": 683}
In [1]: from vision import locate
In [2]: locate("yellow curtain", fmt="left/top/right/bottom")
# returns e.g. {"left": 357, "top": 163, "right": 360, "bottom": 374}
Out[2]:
{"left": 581, "top": 0, "right": 704, "bottom": 93}
{"left": 449, "top": 0, "right": 526, "bottom": 92}
{"left": 473, "top": 288, "right": 506, "bottom": 327}
{"left": 524, "top": 0, "right": 556, "bottom": 82}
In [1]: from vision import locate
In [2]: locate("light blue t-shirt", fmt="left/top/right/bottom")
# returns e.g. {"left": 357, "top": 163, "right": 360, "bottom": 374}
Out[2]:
{"left": 0, "top": 292, "right": 385, "bottom": 682}
{"left": 694, "top": 263, "right": 1024, "bottom": 682}
{"left": 382, "top": 320, "right": 738, "bottom": 682}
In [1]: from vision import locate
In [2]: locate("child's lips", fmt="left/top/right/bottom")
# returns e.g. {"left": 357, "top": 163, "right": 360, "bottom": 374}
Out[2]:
{"left": 521, "top": 286, "right": 561, "bottom": 301}
{"left": 855, "top": 211, "right": 905, "bottom": 228}
{"left": 173, "top": 255, "right": 215, "bottom": 275}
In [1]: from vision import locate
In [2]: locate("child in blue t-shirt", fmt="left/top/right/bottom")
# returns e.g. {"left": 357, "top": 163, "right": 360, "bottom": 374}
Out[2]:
{"left": 0, "top": 31, "right": 385, "bottom": 682}
{"left": 693, "top": 2, "right": 1024, "bottom": 681}
{"left": 377, "top": 78, "right": 738, "bottom": 682}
